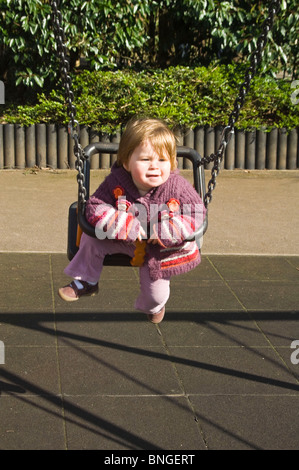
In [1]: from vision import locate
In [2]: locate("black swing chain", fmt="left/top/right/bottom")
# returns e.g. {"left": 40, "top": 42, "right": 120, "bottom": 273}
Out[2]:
{"left": 203, "top": 0, "right": 280, "bottom": 207}
{"left": 50, "top": 0, "right": 87, "bottom": 207}
{"left": 50, "top": 0, "right": 280, "bottom": 209}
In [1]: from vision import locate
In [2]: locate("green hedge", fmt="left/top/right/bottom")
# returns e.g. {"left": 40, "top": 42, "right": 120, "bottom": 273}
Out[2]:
{"left": 1, "top": 65, "right": 298, "bottom": 133}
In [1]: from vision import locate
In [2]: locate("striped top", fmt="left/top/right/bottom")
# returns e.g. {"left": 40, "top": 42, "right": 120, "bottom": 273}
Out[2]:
{"left": 85, "top": 162, "right": 206, "bottom": 280}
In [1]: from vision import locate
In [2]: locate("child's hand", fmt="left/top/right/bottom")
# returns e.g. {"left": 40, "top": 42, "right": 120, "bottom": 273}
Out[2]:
{"left": 147, "top": 235, "right": 159, "bottom": 245}
{"left": 137, "top": 226, "right": 147, "bottom": 242}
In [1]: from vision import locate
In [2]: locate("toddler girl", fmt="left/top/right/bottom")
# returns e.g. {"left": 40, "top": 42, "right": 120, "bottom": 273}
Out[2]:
{"left": 59, "top": 118, "right": 206, "bottom": 323}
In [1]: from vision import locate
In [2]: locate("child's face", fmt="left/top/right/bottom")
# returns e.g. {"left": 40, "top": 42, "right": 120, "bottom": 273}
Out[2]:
{"left": 124, "top": 140, "right": 171, "bottom": 195}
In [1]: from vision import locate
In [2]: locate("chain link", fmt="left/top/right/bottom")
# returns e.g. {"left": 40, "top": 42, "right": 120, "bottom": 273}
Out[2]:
{"left": 50, "top": 0, "right": 87, "bottom": 207}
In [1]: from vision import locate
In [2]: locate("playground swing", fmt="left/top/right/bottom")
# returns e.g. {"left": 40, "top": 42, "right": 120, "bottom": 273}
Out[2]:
{"left": 50, "top": 0, "right": 280, "bottom": 265}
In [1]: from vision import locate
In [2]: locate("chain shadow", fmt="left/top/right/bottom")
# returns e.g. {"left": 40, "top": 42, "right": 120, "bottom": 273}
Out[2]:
{"left": 0, "top": 368, "right": 161, "bottom": 450}
{"left": 0, "top": 310, "right": 298, "bottom": 450}
{"left": 1, "top": 311, "right": 299, "bottom": 393}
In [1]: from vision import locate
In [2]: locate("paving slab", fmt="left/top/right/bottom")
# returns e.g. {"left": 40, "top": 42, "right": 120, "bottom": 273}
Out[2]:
{"left": 0, "top": 394, "right": 66, "bottom": 450}
{"left": 63, "top": 395, "right": 206, "bottom": 450}
{"left": 190, "top": 395, "right": 299, "bottom": 450}
{"left": 168, "top": 345, "right": 299, "bottom": 395}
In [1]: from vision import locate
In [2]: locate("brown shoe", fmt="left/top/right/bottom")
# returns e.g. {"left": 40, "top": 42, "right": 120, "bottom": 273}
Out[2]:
{"left": 147, "top": 307, "right": 165, "bottom": 324}
{"left": 58, "top": 280, "right": 99, "bottom": 302}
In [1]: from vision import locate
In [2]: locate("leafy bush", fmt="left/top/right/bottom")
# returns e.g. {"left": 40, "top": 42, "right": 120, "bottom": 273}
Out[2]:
{"left": 0, "top": 0, "right": 298, "bottom": 95}
{"left": 1, "top": 65, "right": 298, "bottom": 132}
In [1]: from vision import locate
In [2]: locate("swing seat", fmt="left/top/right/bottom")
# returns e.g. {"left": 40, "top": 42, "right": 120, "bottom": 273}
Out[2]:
{"left": 67, "top": 142, "right": 208, "bottom": 264}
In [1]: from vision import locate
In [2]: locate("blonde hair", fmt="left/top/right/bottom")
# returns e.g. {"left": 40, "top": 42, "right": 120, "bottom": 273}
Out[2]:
{"left": 117, "top": 117, "right": 177, "bottom": 170}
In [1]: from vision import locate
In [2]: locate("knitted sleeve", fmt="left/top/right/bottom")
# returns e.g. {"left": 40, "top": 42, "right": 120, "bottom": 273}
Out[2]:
{"left": 85, "top": 176, "right": 140, "bottom": 242}
{"left": 151, "top": 174, "right": 206, "bottom": 248}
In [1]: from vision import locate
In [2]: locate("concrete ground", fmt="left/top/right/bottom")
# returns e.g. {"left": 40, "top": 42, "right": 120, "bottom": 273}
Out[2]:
{"left": 0, "top": 168, "right": 298, "bottom": 255}
{"left": 0, "top": 168, "right": 298, "bottom": 450}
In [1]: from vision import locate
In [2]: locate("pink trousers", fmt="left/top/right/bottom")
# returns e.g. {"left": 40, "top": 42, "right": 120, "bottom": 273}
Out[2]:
{"left": 64, "top": 233, "right": 171, "bottom": 315}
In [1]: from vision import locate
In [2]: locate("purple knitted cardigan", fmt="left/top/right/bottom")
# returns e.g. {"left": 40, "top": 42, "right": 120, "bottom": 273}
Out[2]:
{"left": 85, "top": 163, "right": 206, "bottom": 280}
